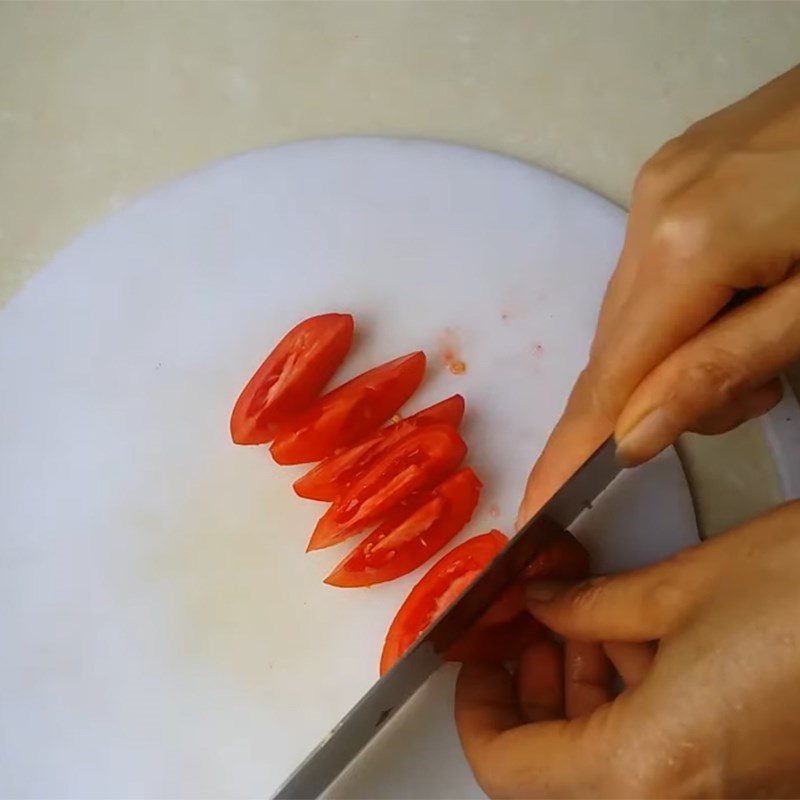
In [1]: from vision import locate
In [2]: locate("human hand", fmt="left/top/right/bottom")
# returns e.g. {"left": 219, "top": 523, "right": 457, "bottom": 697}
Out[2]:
{"left": 456, "top": 502, "right": 800, "bottom": 798}
{"left": 518, "top": 64, "right": 800, "bottom": 526}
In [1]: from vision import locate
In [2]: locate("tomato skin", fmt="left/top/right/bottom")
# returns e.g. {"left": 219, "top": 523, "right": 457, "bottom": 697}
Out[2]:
{"left": 307, "top": 423, "right": 467, "bottom": 551}
{"left": 230, "top": 313, "right": 354, "bottom": 445}
{"left": 380, "top": 529, "right": 590, "bottom": 673}
{"left": 270, "top": 352, "right": 426, "bottom": 465}
{"left": 477, "top": 530, "right": 590, "bottom": 629}
{"left": 293, "top": 395, "right": 465, "bottom": 501}
{"left": 324, "top": 468, "right": 482, "bottom": 587}
{"left": 379, "top": 531, "right": 508, "bottom": 675}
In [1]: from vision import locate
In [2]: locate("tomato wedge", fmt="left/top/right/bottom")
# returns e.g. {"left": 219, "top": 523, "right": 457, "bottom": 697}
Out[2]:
{"left": 270, "top": 352, "right": 426, "bottom": 465}
{"left": 230, "top": 313, "right": 354, "bottom": 445}
{"left": 476, "top": 529, "right": 590, "bottom": 629}
{"left": 293, "top": 394, "right": 465, "bottom": 501}
{"left": 379, "top": 530, "right": 507, "bottom": 675}
{"left": 307, "top": 423, "right": 467, "bottom": 551}
{"left": 520, "top": 528, "right": 590, "bottom": 581}
{"left": 444, "top": 613, "right": 546, "bottom": 663}
{"left": 324, "top": 467, "right": 482, "bottom": 587}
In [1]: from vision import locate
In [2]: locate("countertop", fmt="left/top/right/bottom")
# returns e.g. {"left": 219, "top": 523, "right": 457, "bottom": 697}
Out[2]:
{"left": 2, "top": 0, "right": 799, "bottom": 533}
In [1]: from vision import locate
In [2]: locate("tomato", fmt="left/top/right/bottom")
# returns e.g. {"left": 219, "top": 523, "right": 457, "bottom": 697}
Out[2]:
{"left": 324, "top": 468, "right": 482, "bottom": 587}
{"left": 230, "top": 313, "right": 354, "bottom": 445}
{"left": 445, "top": 613, "right": 546, "bottom": 663}
{"left": 379, "top": 530, "right": 507, "bottom": 675}
{"left": 521, "top": 528, "right": 589, "bottom": 581}
{"left": 293, "top": 394, "right": 465, "bottom": 501}
{"left": 476, "top": 530, "right": 590, "bottom": 629}
{"left": 307, "top": 424, "right": 467, "bottom": 551}
{"left": 270, "top": 352, "right": 426, "bottom": 465}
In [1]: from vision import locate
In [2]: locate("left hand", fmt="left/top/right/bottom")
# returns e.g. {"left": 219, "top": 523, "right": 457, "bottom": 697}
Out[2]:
{"left": 455, "top": 502, "right": 800, "bottom": 798}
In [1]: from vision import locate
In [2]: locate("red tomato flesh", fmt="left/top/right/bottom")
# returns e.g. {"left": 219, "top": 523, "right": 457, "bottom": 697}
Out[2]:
{"left": 307, "top": 423, "right": 467, "bottom": 551}
{"left": 293, "top": 394, "right": 465, "bottom": 501}
{"left": 230, "top": 313, "right": 354, "bottom": 445}
{"left": 379, "top": 530, "right": 508, "bottom": 675}
{"left": 270, "top": 351, "right": 426, "bottom": 465}
{"left": 476, "top": 529, "right": 590, "bottom": 629}
{"left": 324, "top": 467, "right": 482, "bottom": 587}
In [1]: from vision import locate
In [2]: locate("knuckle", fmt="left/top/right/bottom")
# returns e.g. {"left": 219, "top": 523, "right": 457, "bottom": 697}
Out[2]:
{"left": 581, "top": 362, "right": 624, "bottom": 422}
{"left": 656, "top": 134, "right": 690, "bottom": 162}
{"left": 681, "top": 353, "right": 752, "bottom": 408}
{"left": 646, "top": 573, "right": 689, "bottom": 630}
{"left": 650, "top": 201, "right": 716, "bottom": 267}
{"left": 646, "top": 548, "right": 704, "bottom": 627}
{"left": 749, "top": 261, "right": 792, "bottom": 287}
{"left": 633, "top": 138, "right": 686, "bottom": 199}
{"left": 568, "top": 576, "right": 611, "bottom": 613}
{"left": 633, "top": 160, "right": 668, "bottom": 201}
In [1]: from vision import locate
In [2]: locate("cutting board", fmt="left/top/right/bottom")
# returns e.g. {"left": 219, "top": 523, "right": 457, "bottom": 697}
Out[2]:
{"left": 0, "top": 138, "right": 700, "bottom": 798}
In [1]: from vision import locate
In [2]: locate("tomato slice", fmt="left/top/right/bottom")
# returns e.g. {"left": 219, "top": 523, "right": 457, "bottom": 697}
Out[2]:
{"left": 324, "top": 467, "right": 482, "bottom": 587}
{"left": 307, "top": 423, "right": 467, "bottom": 551}
{"left": 270, "top": 351, "right": 426, "bottom": 465}
{"left": 521, "top": 528, "right": 590, "bottom": 581}
{"left": 444, "top": 613, "right": 546, "bottom": 663}
{"left": 293, "top": 394, "right": 465, "bottom": 501}
{"left": 230, "top": 313, "right": 354, "bottom": 445}
{"left": 476, "top": 529, "right": 590, "bottom": 629}
{"left": 379, "top": 530, "right": 507, "bottom": 675}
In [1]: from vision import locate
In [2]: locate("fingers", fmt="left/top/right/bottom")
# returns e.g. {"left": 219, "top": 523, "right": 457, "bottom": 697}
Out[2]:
{"left": 588, "top": 263, "right": 733, "bottom": 425}
{"left": 455, "top": 663, "right": 523, "bottom": 759}
{"left": 515, "top": 251, "right": 716, "bottom": 526}
{"left": 603, "top": 641, "right": 656, "bottom": 689}
{"left": 564, "top": 641, "right": 613, "bottom": 719}
{"left": 525, "top": 550, "right": 704, "bottom": 642}
{"left": 586, "top": 152, "right": 798, "bottom": 431}
{"left": 616, "top": 273, "right": 800, "bottom": 464}
{"left": 516, "top": 640, "right": 564, "bottom": 723}
{"left": 516, "top": 370, "right": 611, "bottom": 528}
{"left": 457, "top": 661, "right": 621, "bottom": 798}
{"left": 690, "top": 379, "right": 783, "bottom": 436}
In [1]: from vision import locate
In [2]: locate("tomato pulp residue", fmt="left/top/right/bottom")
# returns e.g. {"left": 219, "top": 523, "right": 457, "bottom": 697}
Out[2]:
{"left": 437, "top": 327, "right": 467, "bottom": 375}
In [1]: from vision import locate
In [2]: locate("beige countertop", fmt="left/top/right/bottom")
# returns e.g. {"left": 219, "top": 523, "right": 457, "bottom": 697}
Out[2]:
{"left": 2, "top": 0, "right": 799, "bottom": 533}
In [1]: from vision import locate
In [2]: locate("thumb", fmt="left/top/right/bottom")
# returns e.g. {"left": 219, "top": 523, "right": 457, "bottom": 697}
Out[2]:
{"left": 526, "top": 552, "right": 705, "bottom": 642}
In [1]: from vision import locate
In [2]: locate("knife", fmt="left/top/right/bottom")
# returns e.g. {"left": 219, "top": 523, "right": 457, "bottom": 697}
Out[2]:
{"left": 274, "top": 436, "right": 620, "bottom": 799}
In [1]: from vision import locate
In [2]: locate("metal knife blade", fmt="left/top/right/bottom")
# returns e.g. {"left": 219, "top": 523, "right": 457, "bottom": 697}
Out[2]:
{"left": 273, "top": 437, "right": 620, "bottom": 799}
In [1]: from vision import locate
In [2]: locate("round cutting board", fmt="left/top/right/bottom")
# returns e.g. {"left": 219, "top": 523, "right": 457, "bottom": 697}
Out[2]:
{"left": 0, "top": 139, "right": 699, "bottom": 798}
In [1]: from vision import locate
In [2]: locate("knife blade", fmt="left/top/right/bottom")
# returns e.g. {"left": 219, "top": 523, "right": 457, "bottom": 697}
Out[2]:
{"left": 273, "top": 436, "right": 620, "bottom": 799}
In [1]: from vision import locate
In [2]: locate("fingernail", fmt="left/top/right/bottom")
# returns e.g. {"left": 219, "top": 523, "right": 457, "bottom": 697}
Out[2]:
{"left": 525, "top": 579, "right": 569, "bottom": 603}
{"left": 616, "top": 407, "right": 672, "bottom": 467}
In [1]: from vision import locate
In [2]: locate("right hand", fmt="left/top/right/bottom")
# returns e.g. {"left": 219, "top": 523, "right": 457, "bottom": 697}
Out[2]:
{"left": 456, "top": 501, "right": 800, "bottom": 798}
{"left": 518, "top": 63, "right": 800, "bottom": 526}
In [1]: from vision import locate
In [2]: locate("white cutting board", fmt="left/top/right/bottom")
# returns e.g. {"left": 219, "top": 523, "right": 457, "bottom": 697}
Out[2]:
{"left": 0, "top": 139, "right": 699, "bottom": 799}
